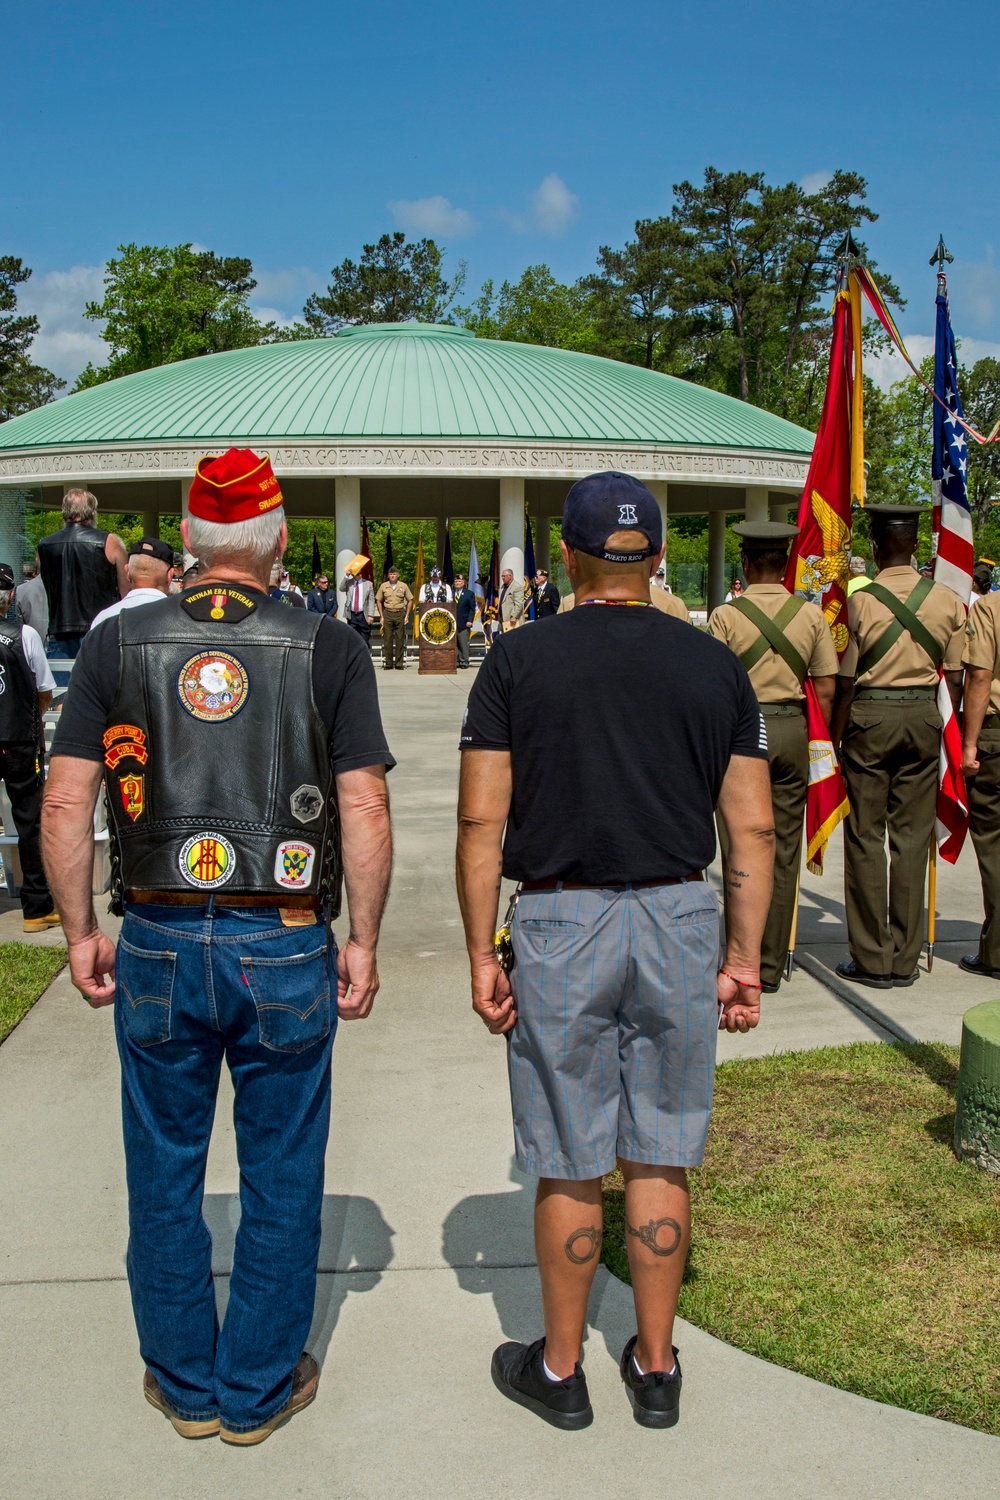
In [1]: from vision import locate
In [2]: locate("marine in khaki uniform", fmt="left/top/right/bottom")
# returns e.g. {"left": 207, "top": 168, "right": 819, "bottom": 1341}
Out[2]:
{"left": 651, "top": 566, "right": 691, "bottom": 622}
{"left": 831, "top": 505, "right": 965, "bottom": 989}
{"left": 374, "top": 567, "right": 413, "bottom": 671}
{"left": 709, "top": 521, "right": 839, "bottom": 991}
{"left": 959, "top": 589, "right": 1000, "bottom": 978}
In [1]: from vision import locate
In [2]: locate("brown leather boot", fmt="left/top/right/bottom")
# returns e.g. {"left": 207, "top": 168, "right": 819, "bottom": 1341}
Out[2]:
{"left": 143, "top": 1370, "right": 220, "bottom": 1438}
{"left": 219, "top": 1353, "right": 319, "bottom": 1446}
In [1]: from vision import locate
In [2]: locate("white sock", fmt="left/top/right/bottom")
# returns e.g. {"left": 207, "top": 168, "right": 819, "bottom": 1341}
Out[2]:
{"left": 633, "top": 1352, "right": 676, "bottom": 1379}
{"left": 542, "top": 1356, "right": 565, "bottom": 1382}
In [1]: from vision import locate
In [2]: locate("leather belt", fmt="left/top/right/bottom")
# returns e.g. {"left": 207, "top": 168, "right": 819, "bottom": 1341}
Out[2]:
{"left": 759, "top": 702, "right": 804, "bottom": 717}
{"left": 521, "top": 873, "right": 704, "bottom": 893}
{"left": 126, "top": 890, "right": 323, "bottom": 910}
{"left": 854, "top": 686, "right": 936, "bottom": 702}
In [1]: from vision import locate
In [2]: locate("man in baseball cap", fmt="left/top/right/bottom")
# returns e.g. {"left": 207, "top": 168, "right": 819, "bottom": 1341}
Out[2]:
{"left": 88, "top": 536, "right": 177, "bottom": 631}
{"left": 457, "top": 471, "right": 771, "bottom": 1430}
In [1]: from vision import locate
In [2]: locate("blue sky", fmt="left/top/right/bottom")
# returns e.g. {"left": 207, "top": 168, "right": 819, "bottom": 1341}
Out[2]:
{"left": 7, "top": 0, "right": 999, "bottom": 386}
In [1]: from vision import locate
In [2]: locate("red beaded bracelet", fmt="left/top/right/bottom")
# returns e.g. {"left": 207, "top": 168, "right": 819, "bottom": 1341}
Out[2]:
{"left": 718, "top": 969, "right": 762, "bottom": 991}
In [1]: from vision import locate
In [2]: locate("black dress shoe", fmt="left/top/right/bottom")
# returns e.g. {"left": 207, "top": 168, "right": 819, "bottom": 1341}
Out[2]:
{"left": 491, "top": 1338, "right": 593, "bottom": 1430}
{"left": 620, "top": 1335, "right": 681, "bottom": 1428}
{"left": 892, "top": 970, "right": 919, "bottom": 987}
{"left": 760, "top": 980, "right": 780, "bottom": 995}
{"left": 835, "top": 960, "right": 892, "bottom": 990}
{"left": 960, "top": 954, "right": 1000, "bottom": 979}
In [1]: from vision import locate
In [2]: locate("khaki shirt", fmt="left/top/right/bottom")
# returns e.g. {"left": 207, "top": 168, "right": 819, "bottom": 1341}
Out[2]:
{"left": 839, "top": 567, "right": 965, "bottom": 688}
{"left": 708, "top": 583, "right": 839, "bottom": 703}
{"left": 375, "top": 580, "right": 412, "bottom": 614}
{"left": 651, "top": 585, "right": 691, "bottom": 622}
{"left": 962, "top": 590, "right": 1000, "bottom": 713}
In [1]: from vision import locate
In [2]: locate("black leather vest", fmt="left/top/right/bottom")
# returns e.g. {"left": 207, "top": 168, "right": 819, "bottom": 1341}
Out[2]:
{"left": 0, "top": 623, "right": 40, "bottom": 744}
{"left": 104, "top": 592, "right": 340, "bottom": 913}
{"left": 38, "top": 525, "right": 119, "bottom": 637}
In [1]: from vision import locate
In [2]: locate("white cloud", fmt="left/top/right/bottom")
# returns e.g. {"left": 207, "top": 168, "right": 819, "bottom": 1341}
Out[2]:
{"left": 18, "top": 264, "right": 108, "bottom": 385}
{"left": 251, "top": 267, "right": 322, "bottom": 306}
{"left": 800, "top": 170, "right": 833, "bottom": 196}
{"left": 501, "top": 173, "right": 580, "bottom": 236}
{"left": 867, "top": 332, "right": 1000, "bottom": 392}
{"left": 388, "top": 195, "right": 478, "bottom": 237}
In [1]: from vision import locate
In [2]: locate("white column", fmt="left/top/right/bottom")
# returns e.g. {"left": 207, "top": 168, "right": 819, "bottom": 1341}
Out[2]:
{"left": 707, "top": 511, "right": 727, "bottom": 614}
{"left": 770, "top": 500, "right": 794, "bottom": 523}
{"left": 180, "top": 477, "right": 194, "bottom": 568}
{"left": 648, "top": 480, "right": 668, "bottom": 566}
{"left": 141, "top": 505, "right": 159, "bottom": 539}
{"left": 744, "top": 485, "right": 769, "bottom": 523}
{"left": 335, "top": 476, "right": 361, "bottom": 586}
{"left": 499, "top": 477, "right": 524, "bottom": 583}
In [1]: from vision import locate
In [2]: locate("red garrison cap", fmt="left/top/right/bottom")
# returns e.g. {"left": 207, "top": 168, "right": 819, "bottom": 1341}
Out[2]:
{"left": 188, "top": 448, "right": 284, "bottom": 524}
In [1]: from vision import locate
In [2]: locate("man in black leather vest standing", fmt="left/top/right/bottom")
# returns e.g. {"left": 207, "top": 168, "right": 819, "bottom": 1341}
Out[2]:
{"left": 42, "top": 449, "right": 394, "bottom": 1446}
{"left": 37, "top": 487, "right": 128, "bottom": 657}
{"left": 0, "top": 563, "right": 59, "bottom": 931}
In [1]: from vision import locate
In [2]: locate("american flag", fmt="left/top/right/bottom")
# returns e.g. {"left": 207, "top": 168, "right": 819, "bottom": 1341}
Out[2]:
{"left": 932, "top": 282, "right": 974, "bottom": 601}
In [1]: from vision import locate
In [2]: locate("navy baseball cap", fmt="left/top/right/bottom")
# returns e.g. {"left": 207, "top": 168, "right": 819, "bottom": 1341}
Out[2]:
{"left": 561, "top": 472, "right": 663, "bottom": 562}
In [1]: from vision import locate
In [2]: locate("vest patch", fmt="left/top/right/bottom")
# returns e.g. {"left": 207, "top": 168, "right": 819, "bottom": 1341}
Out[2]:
{"left": 120, "top": 774, "right": 144, "bottom": 821}
{"left": 274, "top": 840, "right": 316, "bottom": 889}
{"left": 181, "top": 587, "right": 258, "bottom": 623}
{"left": 105, "top": 740, "right": 148, "bottom": 770}
{"left": 179, "top": 833, "right": 236, "bottom": 889}
{"left": 290, "top": 784, "right": 324, "bottom": 824}
{"left": 177, "top": 651, "right": 249, "bottom": 722}
{"left": 104, "top": 723, "right": 146, "bottom": 750}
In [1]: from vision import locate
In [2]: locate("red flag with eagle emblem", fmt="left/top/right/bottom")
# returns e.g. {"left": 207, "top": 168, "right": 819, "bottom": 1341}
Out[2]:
{"left": 783, "top": 274, "right": 862, "bottom": 659}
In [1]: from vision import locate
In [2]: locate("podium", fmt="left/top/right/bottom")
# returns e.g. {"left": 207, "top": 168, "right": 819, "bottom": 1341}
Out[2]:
{"left": 418, "top": 603, "right": 458, "bottom": 675}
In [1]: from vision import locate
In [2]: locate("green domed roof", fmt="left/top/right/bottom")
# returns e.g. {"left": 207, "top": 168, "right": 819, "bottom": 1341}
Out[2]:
{"left": 0, "top": 323, "right": 813, "bottom": 453}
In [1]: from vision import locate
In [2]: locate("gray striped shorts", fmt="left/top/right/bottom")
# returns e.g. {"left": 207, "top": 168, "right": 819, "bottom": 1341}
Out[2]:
{"left": 507, "top": 881, "right": 720, "bottom": 1180}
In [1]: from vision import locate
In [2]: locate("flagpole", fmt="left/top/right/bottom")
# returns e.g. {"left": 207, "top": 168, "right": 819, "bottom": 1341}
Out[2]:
{"left": 927, "top": 837, "right": 937, "bottom": 972}
{"left": 785, "top": 860, "right": 801, "bottom": 982}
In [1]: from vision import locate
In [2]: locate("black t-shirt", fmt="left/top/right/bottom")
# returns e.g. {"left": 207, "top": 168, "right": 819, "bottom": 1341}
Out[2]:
{"left": 460, "top": 605, "right": 766, "bottom": 884}
{"left": 52, "top": 588, "right": 395, "bottom": 777}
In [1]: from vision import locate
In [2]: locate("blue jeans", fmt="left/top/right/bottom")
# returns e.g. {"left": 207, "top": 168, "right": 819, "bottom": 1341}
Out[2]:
{"left": 48, "top": 634, "right": 84, "bottom": 658}
{"left": 114, "top": 903, "right": 337, "bottom": 1431}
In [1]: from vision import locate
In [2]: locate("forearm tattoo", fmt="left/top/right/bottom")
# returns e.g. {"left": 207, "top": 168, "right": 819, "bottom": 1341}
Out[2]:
{"left": 626, "top": 1217, "right": 683, "bottom": 1257}
{"left": 564, "top": 1226, "right": 601, "bottom": 1264}
{"left": 725, "top": 866, "right": 749, "bottom": 892}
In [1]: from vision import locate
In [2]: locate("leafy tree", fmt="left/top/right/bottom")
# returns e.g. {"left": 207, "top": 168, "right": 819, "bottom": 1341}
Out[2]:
{"left": 75, "top": 243, "right": 278, "bottom": 389}
{"left": 459, "top": 264, "right": 600, "bottom": 352}
{"left": 964, "top": 357, "right": 1000, "bottom": 524}
{"left": 583, "top": 217, "right": 695, "bottom": 370}
{"left": 0, "top": 257, "right": 64, "bottom": 422}
{"left": 304, "top": 233, "right": 466, "bottom": 333}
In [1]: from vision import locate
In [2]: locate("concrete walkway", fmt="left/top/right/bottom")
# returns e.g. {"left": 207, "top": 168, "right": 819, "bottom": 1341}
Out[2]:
{"left": 1, "top": 670, "right": 998, "bottom": 1498}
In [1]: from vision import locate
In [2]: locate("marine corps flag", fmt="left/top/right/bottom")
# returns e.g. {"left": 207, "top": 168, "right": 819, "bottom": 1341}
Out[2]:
{"left": 784, "top": 270, "right": 862, "bottom": 661}
{"left": 803, "top": 680, "right": 850, "bottom": 874}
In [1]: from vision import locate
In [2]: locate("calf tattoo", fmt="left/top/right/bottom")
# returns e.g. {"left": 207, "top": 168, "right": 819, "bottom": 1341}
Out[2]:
{"left": 626, "top": 1216, "right": 683, "bottom": 1257}
{"left": 564, "top": 1226, "right": 601, "bottom": 1264}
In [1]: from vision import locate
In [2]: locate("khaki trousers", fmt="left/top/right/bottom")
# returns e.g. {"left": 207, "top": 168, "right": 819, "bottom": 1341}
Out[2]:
{"left": 382, "top": 613, "right": 407, "bottom": 668}
{"left": 967, "top": 720, "right": 1000, "bottom": 967}
{"left": 719, "top": 711, "right": 807, "bottom": 987}
{"left": 841, "top": 698, "right": 941, "bottom": 978}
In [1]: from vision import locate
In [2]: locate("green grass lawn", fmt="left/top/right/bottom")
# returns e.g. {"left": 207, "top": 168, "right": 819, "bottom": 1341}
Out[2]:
{"left": 602, "top": 1042, "right": 1000, "bottom": 1435}
{"left": 0, "top": 942, "right": 67, "bottom": 1045}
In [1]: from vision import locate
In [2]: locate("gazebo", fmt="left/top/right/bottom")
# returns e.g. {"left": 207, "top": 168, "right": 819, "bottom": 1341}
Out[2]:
{"left": 0, "top": 322, "right": 813, "bottom": 609}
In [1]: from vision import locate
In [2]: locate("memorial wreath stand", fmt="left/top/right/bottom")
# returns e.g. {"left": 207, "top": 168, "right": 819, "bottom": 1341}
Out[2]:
{"left": 417, "top": 603, "right": 458, "bottom": 675}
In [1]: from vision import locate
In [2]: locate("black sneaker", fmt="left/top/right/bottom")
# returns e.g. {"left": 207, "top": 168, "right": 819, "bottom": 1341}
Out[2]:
{"left": 491, "top": 1338, "right": 593, "bottom": 1430}
{"left": 620, "top": 1334, "right": 681, "bottom": 1428}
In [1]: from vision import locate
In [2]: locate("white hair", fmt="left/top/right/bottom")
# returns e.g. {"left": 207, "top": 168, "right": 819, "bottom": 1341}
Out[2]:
{"left": 186, "top": 508, "right": 284, "bottom": 568}
{"left": 62, "top": 488, "right": 98, "bottom": 525}
{"left": 0, "top": 589, "right": 11, "bottom": 613}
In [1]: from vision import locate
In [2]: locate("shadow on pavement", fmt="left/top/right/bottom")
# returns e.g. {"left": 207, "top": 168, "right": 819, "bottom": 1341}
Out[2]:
{"left": 204, "top": 1192, "right": 394, "bottom": 1369}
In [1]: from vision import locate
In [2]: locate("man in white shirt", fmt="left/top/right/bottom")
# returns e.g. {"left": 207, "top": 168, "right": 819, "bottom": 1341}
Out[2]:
{"left": 0, "top": 562, "right": 59, "bottom": 932}
{"left": 419, "top": 566, "right": 454, "bottom": 605}
{"left": 89, "top": 538, "right": 176, "bottom": 630}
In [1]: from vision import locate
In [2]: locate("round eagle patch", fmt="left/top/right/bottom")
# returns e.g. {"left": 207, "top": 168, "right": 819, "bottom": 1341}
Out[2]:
{"left": 179, "top": 833, "right": 236, "bottom": 889}
{"left": 177, "top": 652, "right": 249, "bottom": 722}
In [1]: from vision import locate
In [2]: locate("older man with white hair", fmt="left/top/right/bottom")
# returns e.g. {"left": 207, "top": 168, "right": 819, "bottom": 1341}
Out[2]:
{"left": 88, "top": 536, "right": 177, "bottom": 629}
{"left": 42, "top": 448, "right": 394, "bottom": 1446}
{"left": 37, "top": 486, "right": 128, "bottom": 656}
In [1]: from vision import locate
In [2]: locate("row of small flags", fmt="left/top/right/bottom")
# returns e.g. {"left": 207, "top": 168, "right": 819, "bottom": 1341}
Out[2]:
{"left": 788, "top": 237, "right": 991, "bottom": 874}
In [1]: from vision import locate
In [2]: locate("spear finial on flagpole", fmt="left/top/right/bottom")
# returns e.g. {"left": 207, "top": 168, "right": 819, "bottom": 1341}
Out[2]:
{"left": 836, "top": 230, "right": 863, "bottom": 267}
{"left": 929, "top": 235, "right": 954, "bottom": 297}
